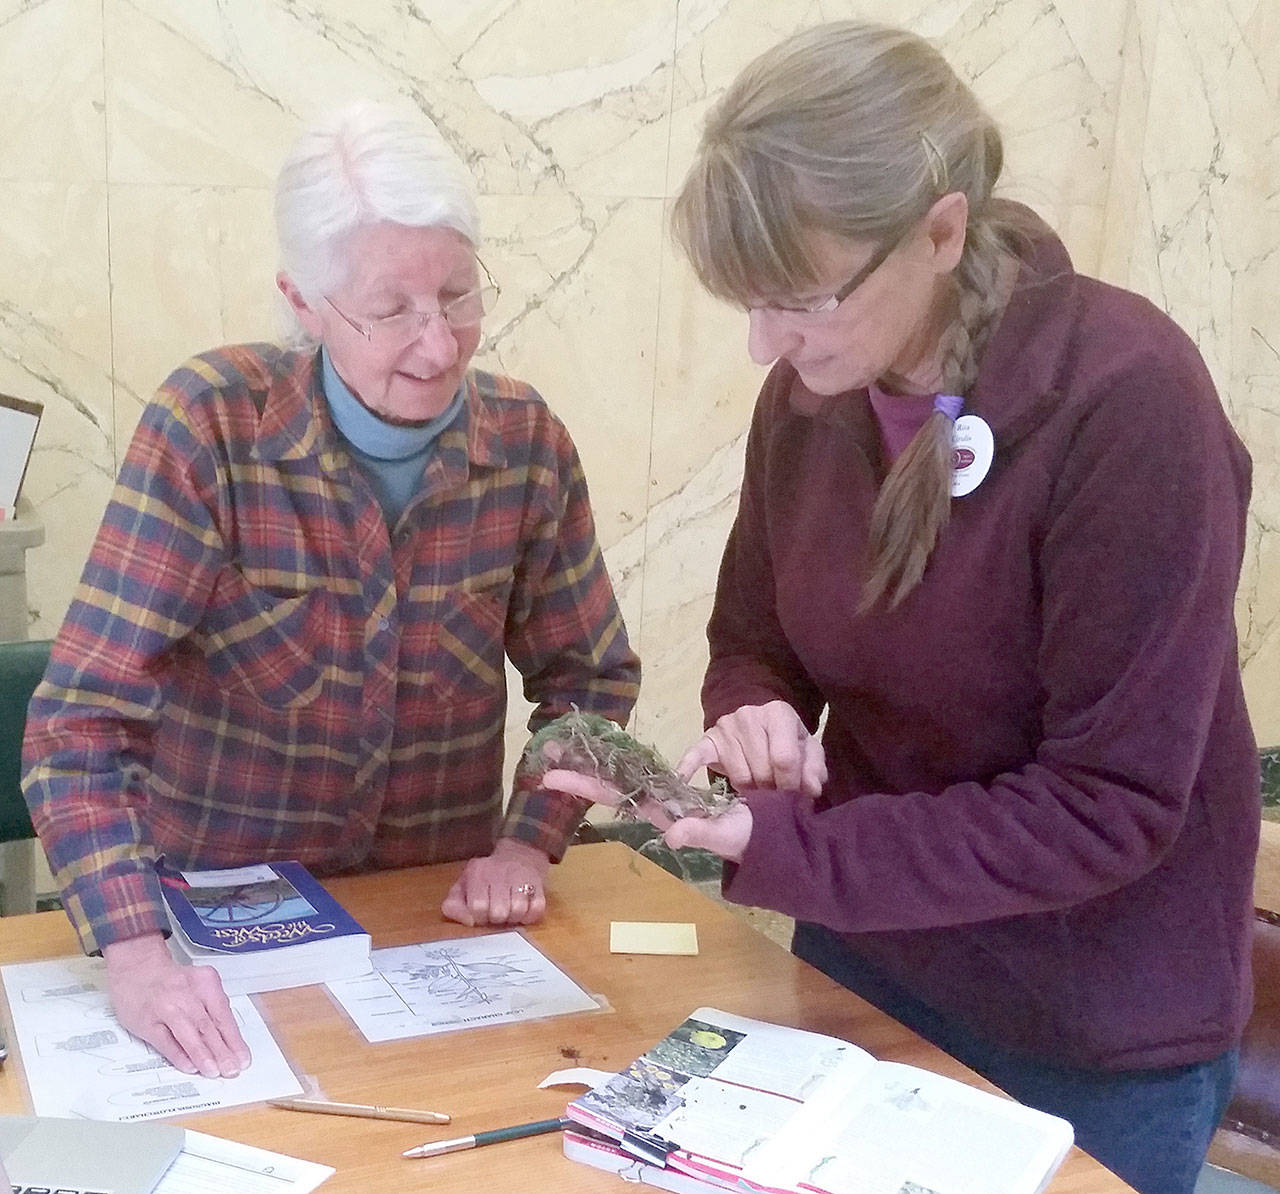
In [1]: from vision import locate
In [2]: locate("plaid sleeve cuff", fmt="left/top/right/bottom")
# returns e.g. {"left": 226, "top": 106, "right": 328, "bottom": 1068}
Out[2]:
{"left": 60, "top": 867, "right": 172, "bottom": 956}
{"left": 501, "top": 768, "right": 589, "bottom": 862}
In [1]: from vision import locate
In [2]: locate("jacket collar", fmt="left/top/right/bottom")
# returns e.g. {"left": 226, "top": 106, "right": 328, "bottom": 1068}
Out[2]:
{"left": 253, "top": 349, "right": 328, "bottom": 464}
{"left": 966, "top": 203, "right": 1078, "bottom": 450}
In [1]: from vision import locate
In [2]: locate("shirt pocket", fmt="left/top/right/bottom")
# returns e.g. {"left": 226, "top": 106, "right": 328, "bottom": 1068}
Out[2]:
{"left": 432, "top": 586, "right": 507, "bottom": 699}
{"left": 196, "top": 566, "right": 334, "bottom": 709}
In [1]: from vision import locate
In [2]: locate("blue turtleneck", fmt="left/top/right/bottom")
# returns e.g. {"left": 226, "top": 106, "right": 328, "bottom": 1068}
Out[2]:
{"left": 321, "top": 348, "right": 464, "bottom": 525}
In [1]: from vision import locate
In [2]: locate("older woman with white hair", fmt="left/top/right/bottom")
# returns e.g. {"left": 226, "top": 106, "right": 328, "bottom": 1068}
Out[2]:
{"left": 22, "top": 101, "right": 638, "bottom": 1078}
{"left": 542, "top": 21, "right": 1258, "bottom": 1194}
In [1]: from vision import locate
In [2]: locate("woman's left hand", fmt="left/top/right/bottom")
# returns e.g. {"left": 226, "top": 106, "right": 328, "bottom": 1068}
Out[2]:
{"left": 441, "top": 838, "right": 550, "bottom": 925}
{"left": 540, "top": 769, "right": 755, "bottom": 864}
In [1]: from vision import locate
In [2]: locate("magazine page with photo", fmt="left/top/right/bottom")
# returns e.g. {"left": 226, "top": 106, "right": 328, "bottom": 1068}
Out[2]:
{"left": 564, "top": 1008, "right": 1073, "bottom": 1194}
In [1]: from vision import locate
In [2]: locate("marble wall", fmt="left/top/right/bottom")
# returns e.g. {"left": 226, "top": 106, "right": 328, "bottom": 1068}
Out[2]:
{"left": 3, "top": 0, "right": 1277, "bottom": 781}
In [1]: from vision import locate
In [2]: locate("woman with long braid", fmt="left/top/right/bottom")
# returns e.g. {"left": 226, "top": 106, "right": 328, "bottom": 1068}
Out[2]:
{"left": 544, "top": 22, "right": 1258, "bottom": 1194}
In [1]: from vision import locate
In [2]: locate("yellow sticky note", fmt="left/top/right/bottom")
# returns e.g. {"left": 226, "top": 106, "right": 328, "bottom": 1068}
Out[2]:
{"left": 610, "top": 921, "right": 699, "bottom": 955}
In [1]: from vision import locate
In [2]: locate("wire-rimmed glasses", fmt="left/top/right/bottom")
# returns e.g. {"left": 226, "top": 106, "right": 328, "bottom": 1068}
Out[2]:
{"left": 325, "top": 260, "right": 500, "bottom": 348}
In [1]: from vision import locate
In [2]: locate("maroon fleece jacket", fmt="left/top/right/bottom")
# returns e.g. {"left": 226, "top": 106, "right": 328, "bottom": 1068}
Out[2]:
{"left": 708, "top": 209, "right": 1260, "bottom": 1071}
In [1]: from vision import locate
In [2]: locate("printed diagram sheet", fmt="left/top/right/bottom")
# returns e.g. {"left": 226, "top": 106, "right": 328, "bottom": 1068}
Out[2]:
{"left": 326, "top": 930, "right": 599, "bottom": 1042}
{"left": 1, "top": 955, "right": 303, "bottom": 1120}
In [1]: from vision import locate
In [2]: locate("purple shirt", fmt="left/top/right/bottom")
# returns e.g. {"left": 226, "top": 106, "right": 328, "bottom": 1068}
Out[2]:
{"left": 704, "top": 206, "right": 1259, "bottom": 1070}
{"left": 867, "top": 384, "right": 935, "bottom": 461}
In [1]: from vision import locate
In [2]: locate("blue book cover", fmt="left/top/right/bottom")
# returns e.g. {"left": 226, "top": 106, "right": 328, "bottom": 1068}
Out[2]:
{"left": 157, "top": 860, "right": 368, "bottom": 956}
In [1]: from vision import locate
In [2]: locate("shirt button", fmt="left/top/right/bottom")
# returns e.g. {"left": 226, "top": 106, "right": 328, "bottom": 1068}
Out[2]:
{"left": 378, "top": 617, "right": 390, "bottom": 632}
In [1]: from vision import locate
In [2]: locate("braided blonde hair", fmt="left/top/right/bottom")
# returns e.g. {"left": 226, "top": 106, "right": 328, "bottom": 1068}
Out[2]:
{"left": 672, "top": 21, "right": 1023, "bottom": 610}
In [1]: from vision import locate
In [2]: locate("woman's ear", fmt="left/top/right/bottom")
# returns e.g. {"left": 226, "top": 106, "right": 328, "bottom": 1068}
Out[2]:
{"left": 922, "top": 191, "right": 970, "bottom": 274}
{"left": 277, "top": 272, "right": 325, "bottom": 340}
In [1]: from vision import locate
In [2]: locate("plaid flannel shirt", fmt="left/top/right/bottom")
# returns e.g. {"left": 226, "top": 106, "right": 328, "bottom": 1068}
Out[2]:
{"left": 22, "top": 344, "right": 639, "bottom": 954}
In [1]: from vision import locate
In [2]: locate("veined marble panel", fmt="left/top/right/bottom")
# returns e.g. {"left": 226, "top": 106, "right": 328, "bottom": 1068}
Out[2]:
{"left": 105, "top": 0, "right": 297, "bottom": 187}
{"left": 945, "top": 0, "right": 1125, "bottom": 272}
{"left": 649, "top": 212, "right": 763, "bottom": 508}
{"left": 103, "top": 0, "right": 681, "bottom": 199}
{"left": 107, "top": 184, "right": 278, "bottom": 447}
{"left": 667, "top": 0, "right": 849, "bottom": 199}
{"left": 643, "top": 229, "right": 759, "bottom": 758}
{"left": 474, "top": 193, "right": 662, "bottom": 550}
{"left": 0, "top": 0, "right": 105, "bottom": 183}
{"left": 450, "top": 0, "right": 679, "bottom": 199}
{"left": 0, "top": 183, "right": 115, "bottom": 635}
{"left": 631, "top": 430, "right": 746, "bottom": 761}
{"left": 1241, "top": 525, "right": 1280, "bottom": 742}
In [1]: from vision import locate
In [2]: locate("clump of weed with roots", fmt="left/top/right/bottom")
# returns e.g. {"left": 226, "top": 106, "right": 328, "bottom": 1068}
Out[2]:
{"left": 521, "top": 707, "right": 738, "bottom": 825}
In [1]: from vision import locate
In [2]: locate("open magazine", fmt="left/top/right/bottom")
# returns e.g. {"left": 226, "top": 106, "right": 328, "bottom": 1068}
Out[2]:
{"left": 564, "top": 1007, "right": 1074, "bottom": 1194}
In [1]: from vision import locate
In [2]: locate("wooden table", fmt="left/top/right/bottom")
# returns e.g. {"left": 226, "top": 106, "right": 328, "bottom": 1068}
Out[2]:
{"left": 0, "top": 842, "right": 1128, "bottom": 1192}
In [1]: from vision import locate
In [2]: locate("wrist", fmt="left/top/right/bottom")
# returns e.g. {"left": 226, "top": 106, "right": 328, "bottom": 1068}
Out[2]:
{"left": 102, "top": 931, "right": 171, "bottom": 971}
{"left": 492, "top": 837, "right": 550, "bottom": 871}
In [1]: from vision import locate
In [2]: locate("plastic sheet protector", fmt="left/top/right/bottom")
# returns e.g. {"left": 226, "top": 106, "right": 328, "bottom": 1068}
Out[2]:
{"left": 1, "top": 954, "right": 303, "bottom": 1121}
{"left": 326, "top": 929, "right": 599, "bottom": 1042}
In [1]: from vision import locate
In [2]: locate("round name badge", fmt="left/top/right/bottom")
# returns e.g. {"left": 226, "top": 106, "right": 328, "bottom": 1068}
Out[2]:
{"left": 951, "top": 414, "right": 993, "bottom": 497}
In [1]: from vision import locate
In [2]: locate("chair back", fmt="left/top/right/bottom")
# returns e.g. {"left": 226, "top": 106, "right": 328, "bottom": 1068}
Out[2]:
{"left": 1227, "top": 907, "right": 1280, "bottom": 1135}
{"left": 0, "top": 639, "right": 50, "bottom": 842}
{"left": 1207, "top": 820, "right": 1280, "bottom": 1188}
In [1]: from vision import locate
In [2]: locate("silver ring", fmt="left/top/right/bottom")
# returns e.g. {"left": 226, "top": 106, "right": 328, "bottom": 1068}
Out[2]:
{"left": 515, "top": 883, "right": 536, "bottom": 897}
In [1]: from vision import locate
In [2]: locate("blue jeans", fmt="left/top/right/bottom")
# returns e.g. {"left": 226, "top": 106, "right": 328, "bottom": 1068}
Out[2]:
{"left": 792, "top": 921, "right": 1237, "bottom": 1194}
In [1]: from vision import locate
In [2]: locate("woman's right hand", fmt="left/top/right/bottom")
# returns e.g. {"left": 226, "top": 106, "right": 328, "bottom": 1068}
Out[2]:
{"left": 103, "top": 932, "right": 251, "bottom": 1078}
{"left": 676, "top": 700, "right": 827, "bottom": 798}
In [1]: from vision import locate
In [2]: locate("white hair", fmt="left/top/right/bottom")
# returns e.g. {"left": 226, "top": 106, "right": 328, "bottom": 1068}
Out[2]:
{"left": 274, "top": 99, "right": 480, "bottom": 345}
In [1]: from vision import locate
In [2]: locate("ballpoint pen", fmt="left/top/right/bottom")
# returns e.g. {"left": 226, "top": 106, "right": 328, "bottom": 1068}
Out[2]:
{"left": 402, "top": 1116, "right": 569, "bottom": 1158}
{"left": 269, "top": 1097, "right": 451, "bottom": 1125}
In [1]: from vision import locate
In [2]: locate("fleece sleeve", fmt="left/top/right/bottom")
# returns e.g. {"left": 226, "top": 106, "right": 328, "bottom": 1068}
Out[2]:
{"left": 700, "top": 382, "right": 827, "bottom": 733}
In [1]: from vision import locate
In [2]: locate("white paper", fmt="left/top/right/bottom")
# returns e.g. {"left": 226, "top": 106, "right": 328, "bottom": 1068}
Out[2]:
{"left": 755, "top": 1061, "right": 1074, "bottom": 1194}
{"left": 326, "top": 930, "right": 599, "bottom": 1043}
{"left": 659, "top": 1077, "right": 801, "bottom": 1169}
{"left": 0, "top": 402, "right": 39, "bottom": 508}
{"left": 179, "top": 864, "right": 280, "bottom": 887}
{"left": 539, "top": 1066, "right": 615, "bottom": 1090}
{"left": 158, "top": 1130, "right": 333, "bottom": 1194}
{"left": 1, "top": 955, "right": 303, "bottom": 1121}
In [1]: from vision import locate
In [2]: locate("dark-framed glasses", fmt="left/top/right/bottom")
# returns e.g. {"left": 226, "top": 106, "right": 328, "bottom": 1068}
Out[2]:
{"left": 326, "top": 259, "right": 500, "bottom": 347}
{"left": 755, "top": 234, "right": 901, "bottom": 318}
